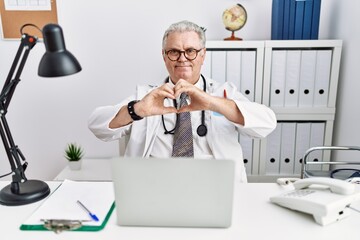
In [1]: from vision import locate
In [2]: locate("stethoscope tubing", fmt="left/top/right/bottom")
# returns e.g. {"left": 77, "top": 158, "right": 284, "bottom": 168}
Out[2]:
{"left": 162, "top": 74, "right": 207, "bottom": 137}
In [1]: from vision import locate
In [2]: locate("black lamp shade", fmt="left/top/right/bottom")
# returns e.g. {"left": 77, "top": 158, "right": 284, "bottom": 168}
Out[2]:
{"left": 38, "top": 24, "right": 81, "bottom": 77}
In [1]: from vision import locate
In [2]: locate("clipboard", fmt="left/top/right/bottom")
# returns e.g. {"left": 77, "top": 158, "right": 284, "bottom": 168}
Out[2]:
{"left": 20, "top": 180, "right": 115, "bottom": 233}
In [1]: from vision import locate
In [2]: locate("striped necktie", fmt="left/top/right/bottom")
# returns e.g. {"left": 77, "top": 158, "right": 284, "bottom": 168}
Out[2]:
{"left": 172, "top": 93, "right": 194, "bottom": 157}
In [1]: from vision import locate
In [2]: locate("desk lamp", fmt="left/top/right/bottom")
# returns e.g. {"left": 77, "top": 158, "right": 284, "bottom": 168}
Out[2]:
{"left": 0, "top": 23, "right": 81, "bottom": 206}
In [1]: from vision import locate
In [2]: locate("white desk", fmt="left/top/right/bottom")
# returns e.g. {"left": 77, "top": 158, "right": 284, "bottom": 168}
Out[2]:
{"left": 0, "top": 181, "right": 359, "bottom": 240}
{"left": 54, "top": 158, "right": 112, "bottom": 181}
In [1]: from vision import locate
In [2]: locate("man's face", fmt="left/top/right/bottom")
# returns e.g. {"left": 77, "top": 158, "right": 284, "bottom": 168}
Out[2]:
{"left": 163, "top": 31, "right": 206, "bottom": 85}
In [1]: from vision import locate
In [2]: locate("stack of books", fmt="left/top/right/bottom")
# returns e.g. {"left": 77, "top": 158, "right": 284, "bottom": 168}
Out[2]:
{"left": 271, "top": 0, "right": 321, "bottom": 40}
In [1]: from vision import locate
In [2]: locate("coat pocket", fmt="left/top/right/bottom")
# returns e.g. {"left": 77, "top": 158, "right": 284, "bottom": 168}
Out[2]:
{"left": 210, "top": 113, "right": 237, "bottom": 134}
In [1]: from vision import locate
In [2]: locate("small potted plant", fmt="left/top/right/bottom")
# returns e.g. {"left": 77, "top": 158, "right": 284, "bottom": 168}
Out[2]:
{"left": 65, "top": 143, "right": 84, "bottom": 170}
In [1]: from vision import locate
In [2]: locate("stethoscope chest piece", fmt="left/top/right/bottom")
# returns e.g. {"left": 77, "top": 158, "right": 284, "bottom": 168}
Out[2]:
{"left": 197, "top": 124, "right": 207, "bottom": 137}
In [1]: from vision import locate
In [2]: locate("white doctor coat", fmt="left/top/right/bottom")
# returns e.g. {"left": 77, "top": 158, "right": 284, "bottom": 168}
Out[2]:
{"left": 88, "top": 77, "right": 277, "bottom": 182}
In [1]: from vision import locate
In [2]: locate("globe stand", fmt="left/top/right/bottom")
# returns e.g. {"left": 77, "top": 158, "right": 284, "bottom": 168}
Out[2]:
{"left": 224, "top": 31, "right": 242, "bottom": 41}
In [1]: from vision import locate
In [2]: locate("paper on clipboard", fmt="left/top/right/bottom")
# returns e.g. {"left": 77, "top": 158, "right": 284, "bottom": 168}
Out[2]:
{"left": 20, "top": 179, "right": 115, "bottom": 231}
{"left": 4, "top": 0, "right": 51, "bottom": 11}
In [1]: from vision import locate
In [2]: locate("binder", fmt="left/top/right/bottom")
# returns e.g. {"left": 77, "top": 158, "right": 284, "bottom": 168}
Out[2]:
{"left": 20, "top": 180, "right": 115, "bottom": 232}
{"left": 294, "top": 122, "right": 311, "bottom": 174}
{"left": 211, "top": 51, "right": 227, "bottom": 83}
{"left": 271, "top": 0, "right": 284, "bottom": 40}
{"left": 226, "top": 50, "right": 241, "bottom": 86}
{"left": 270, "top": 50, "right": 287, "bottom": 107}
{"left": 241, "top": 50, "right": 256, "bottom": 101}
{"left": 279, "top": 122, "right": 296, "bottom": 175}
{"left": 298, "top": 50, "right": 316, "bottom": 107}
{"left": 313, "top": 50, "right": 332, "bottom": 107}
{"left": 202, "top": 50, "right": 212, "bottom": 78}
{"left": 288, "top": 0, "right": 296, "bottom": 39}
{"left": 265, "top": 123, "right": 282, "bottom": 174}
{"left": 307, "top": 122, "right": 325, "bottom": 171}
{"left": 284, "top": 50, "right": 301, "bottom": 107}
{"left": 282, "top": 0, "right": 291, "bottom": 39}
{"left": 294, "top": 0, "right": 305, "bottom": 39}
{"left": 302, "top": 0, "right": 314, "bottom": 39}
{"left": 239, "top": 135, "right": 254, "bottom": 175}
{"left": 311, "top": 0, "right": 321, "bottom": 39}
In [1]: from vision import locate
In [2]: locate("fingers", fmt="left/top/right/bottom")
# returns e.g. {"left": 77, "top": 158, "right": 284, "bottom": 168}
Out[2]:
{"left": 138, "top": 83, "right": 179, "bottom": 117}
{"left": 142, "top": 80, "right": 208, "bottom": 115}
{"left": 173, "top": 79, "right": 195, "bottom": 98}
{"left": 157, "top": 83, "right": 176, "bottom": 99}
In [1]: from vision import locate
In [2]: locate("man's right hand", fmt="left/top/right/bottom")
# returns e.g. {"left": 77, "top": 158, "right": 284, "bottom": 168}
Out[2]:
{"left": 135, "top": 83, "right": 178, "bottom": 117}
{"left": 109, "top": 83, "right": 177, "bottom": 129}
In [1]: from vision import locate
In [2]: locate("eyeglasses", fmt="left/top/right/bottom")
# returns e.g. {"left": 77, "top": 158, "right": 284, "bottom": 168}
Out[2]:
{"left": 164, "top": 48, "right": 203, "bottom": 61}
{"left": 330, "top": 168, "right": 360, "bottom": 180}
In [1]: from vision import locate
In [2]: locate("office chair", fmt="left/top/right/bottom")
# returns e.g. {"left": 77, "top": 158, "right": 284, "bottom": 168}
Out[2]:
{"left": 301, "top": 146, "right": 360, "bottom": 179}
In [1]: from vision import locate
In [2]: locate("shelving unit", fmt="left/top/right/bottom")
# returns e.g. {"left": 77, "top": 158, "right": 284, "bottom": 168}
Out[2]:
{"left": 204, "top": 40, "right": 342, "bottom": 182}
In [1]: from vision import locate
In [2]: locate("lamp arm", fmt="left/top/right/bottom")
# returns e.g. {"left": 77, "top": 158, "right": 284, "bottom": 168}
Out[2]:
{"left": 0, "top": 34, "right": 37, "bottom": 188}
{"left": 1, "top": 34, "right": 37, "bottom": 110}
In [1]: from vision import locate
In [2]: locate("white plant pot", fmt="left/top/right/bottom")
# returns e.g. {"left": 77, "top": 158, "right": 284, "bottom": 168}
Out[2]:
{"left": 68, "top": 160, "right": 82, "bottom": 170}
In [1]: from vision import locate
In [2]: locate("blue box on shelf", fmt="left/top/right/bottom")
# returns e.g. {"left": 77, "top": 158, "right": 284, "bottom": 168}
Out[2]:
{"left": 271, "top": 0, "right": 321, "bottom": 40}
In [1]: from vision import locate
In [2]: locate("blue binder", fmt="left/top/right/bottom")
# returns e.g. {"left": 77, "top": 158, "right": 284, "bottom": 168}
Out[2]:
{"left": 282, "top": 0, "right": 291, "bottom": 39}
{"left": 311, "top": 0, "right": 321, "bottom": 39}
{"left": 294, "top": 0, "right": 305, "bottom": 39}
{"left": 302, "top": 0, "right": 314, "bottom": 39}
{"left": 271, "top": 0, "right": 285, "bottom": 40}
{"left": 288, "top": 0, "right": 296, "bottom": 39}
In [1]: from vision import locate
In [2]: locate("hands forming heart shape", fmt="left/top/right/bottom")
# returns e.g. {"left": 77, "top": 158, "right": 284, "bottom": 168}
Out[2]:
{"left": 136, "top": 79, "right": 212, "bottom": 117}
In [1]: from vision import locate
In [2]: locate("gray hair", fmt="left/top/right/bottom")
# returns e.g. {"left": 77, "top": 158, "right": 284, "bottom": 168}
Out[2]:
{"left": 162, "top": 20, "right": 206, "bottom": 49}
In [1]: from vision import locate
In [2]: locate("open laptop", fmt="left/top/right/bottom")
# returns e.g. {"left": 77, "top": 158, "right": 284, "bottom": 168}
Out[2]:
{"left": 111, "top": 157, "right": 235, "bottom": 228}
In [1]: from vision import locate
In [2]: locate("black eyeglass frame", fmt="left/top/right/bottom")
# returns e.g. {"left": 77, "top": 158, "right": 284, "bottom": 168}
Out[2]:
{"left": 164, "top": 48, "right": 204, "bottom": 61}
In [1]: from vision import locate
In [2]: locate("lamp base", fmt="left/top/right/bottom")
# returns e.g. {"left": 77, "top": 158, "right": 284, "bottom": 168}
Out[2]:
{"left": 0, "top": 180, "right": 50, "bottom": 206}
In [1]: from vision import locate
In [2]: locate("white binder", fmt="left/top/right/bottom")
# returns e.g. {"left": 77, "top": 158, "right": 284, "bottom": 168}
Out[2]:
{"left": 241, "top": 50, "right": 256, "bottom": 101}
{"left": 308, "top": 122, "right": 325, "bottom": 171}
{"left": 279, "top": 122, "right": 296, "bottom": 175}
{"left": 284, "top": 50, "right": 301, "bottom": 107}
{"left": 239, "top": 135, "right": 253, "bottom": 175}
{"left": 211, "top": 51, "right": 227, "bottom": 83}
{"left": 202, "top": 50, "right": 212, "bottom": 78}
{"left": 270, "top": 50, "right": 286, "bottom": 107}
{"left": 265, "top": 123, "right": 282, "bottom": 174}
{"left": 294, "top": 122, "right": 311, "bottom": 174}
{"left": 226, "top": 50, "right": 241, "bottom": 86}
{"left": 313, "top": 50, "right": 332, "bottom": 107}
{"left": 299, "top": 50, "right": 317, "bottom": 107}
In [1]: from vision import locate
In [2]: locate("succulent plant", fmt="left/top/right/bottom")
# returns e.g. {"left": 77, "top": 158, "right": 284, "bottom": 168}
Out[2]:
{"left": 65, "top": 143, "right": 84, "bottom": 161}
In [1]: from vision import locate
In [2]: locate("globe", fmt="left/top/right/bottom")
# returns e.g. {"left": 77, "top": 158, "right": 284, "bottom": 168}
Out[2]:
{"left": 222, "top": 4, "right": 247, "bottom": 40}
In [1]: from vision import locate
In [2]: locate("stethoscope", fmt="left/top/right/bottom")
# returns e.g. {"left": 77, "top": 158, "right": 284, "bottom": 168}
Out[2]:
{"left": 161, "top": 74, "right": 208, "bottom": 137}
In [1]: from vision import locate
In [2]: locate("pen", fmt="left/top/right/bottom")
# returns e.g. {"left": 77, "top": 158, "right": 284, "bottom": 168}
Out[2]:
{"left": 77, "top": 200, "right": 99, "bottom": 222}
{"left": 223, "top": 89, "right": 227, "bottom": 99}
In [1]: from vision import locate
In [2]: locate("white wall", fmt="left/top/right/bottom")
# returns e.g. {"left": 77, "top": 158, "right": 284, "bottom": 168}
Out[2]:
{"left": 0, "top": 0, "right": 351, "bottom": 180}
{"left": 328, "top": 0, "right": 360, "bottom": 161}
